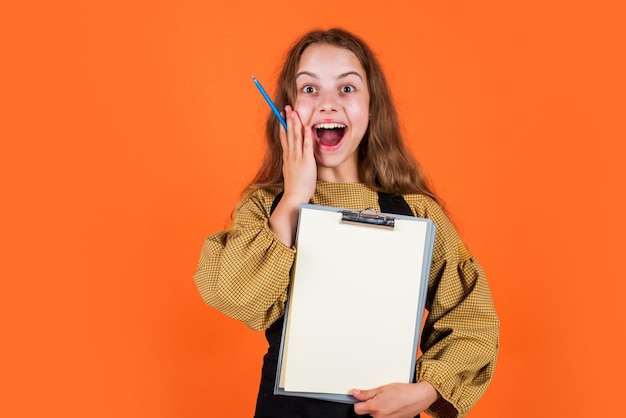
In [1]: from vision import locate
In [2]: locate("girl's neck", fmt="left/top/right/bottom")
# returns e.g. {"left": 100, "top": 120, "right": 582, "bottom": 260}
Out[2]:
{"left": 317, "top": 164, "right": 359, "bottom": 183}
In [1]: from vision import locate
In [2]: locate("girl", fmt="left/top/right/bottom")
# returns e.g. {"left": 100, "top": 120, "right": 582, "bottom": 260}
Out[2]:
{"left": 194, "top": 28, "right": 499, "bottom": 418}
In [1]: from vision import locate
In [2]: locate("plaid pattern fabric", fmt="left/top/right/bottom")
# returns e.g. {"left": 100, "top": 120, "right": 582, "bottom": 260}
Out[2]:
{"left": 194, "top": 182, "right": 499, "bottom": 418}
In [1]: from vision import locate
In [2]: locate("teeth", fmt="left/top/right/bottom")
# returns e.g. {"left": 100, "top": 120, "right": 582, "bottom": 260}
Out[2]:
{"left": 314, "top": 122, "right": 346, "bottom": 129}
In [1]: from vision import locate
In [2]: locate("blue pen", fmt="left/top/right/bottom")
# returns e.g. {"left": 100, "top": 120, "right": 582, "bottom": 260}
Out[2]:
{"left": 253, "top": 77, "right": 288, "bottom": 130}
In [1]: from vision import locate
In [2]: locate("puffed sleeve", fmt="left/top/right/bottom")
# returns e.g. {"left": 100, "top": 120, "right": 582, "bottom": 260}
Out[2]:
{"left": 414, "top": 198, "right": 500, "bottom": 418}
{"left": 193, "top": 189, "right": 295, "bottom": 331}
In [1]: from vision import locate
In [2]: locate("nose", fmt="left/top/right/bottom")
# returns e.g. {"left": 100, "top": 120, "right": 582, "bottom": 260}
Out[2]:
{"left": 318, "top": 90, "right": 338, "bottom": 112}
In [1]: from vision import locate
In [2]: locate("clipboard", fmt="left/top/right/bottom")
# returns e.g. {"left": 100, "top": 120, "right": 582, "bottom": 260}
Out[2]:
{"left": 274, "top": 203, "right": 436, "bottom": 403}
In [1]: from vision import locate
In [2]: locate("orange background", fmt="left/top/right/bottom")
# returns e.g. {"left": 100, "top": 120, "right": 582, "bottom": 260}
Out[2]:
{"left": 2, "top": 1, "right": 625, "bottom": 417}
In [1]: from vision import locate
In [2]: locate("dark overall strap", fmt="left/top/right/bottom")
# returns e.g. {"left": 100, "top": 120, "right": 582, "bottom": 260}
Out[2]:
{"left": 269, "top": 190, "right": 284, "bottom": 215}
{"left": 254, "top": 190, "right": 418, "bottom": 418}
{"left": 377, "top": 191, "right": 414, "bottom": 217}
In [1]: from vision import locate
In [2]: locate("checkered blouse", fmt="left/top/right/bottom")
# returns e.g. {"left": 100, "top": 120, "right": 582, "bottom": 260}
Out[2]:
{"left": 194, "top": 182, "right": 499, "bottom": 418}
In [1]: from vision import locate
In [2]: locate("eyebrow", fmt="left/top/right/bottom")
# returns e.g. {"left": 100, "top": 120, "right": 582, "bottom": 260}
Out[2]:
{"left": 296, "top": 70, "right": 364, "bottom": 81}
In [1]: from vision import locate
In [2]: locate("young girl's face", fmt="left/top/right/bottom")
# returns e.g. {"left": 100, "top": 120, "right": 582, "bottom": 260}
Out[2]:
{"left": 294, "top": 43, "right": 370, "bottom": 182}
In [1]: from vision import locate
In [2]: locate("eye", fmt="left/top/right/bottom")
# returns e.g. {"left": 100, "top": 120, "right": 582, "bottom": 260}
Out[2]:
{"left": 341, "top": 84, "right": 355, "bottom": 93}
{"left": 302, "top": 85, "right": 317, "bottom": 94}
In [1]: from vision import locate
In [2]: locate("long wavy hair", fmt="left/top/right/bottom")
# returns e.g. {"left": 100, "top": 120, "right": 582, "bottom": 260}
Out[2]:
{"left": 240, "top": 28, "right": 439, "bottom": 205}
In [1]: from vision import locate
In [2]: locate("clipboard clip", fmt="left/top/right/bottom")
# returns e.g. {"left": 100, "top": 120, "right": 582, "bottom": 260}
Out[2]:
{"left": 340, "top": 208, "right": 395, "bottom": 229}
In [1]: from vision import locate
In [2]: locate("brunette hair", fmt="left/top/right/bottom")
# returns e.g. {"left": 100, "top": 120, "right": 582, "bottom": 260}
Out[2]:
{"left": 241, "top": 27, "right": 439, "bottom": 204}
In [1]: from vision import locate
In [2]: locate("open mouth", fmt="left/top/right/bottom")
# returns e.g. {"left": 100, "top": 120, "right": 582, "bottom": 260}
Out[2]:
{"left": 314, "top": 123, "right": 346, "bottom": 146}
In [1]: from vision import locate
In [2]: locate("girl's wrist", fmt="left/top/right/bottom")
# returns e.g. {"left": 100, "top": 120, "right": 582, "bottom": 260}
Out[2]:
{"left": 415, "top": 380, "right": 440, "bottom": 408}
{"left": 280, "top": 191, "right": 311, "bottom": 207}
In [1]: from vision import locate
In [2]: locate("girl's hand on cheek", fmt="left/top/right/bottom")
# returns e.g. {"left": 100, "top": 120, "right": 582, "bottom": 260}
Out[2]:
{"left": 269, "top": 105, "right": 316, "bottom": 247}
{"left": 279, "top": 105, "right": 317, "bottom": 204}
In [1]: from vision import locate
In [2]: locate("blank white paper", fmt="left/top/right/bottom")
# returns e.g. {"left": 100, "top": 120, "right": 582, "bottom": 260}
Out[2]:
{"left": 281, "top": 206, "right": 429, "bottom": 395}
